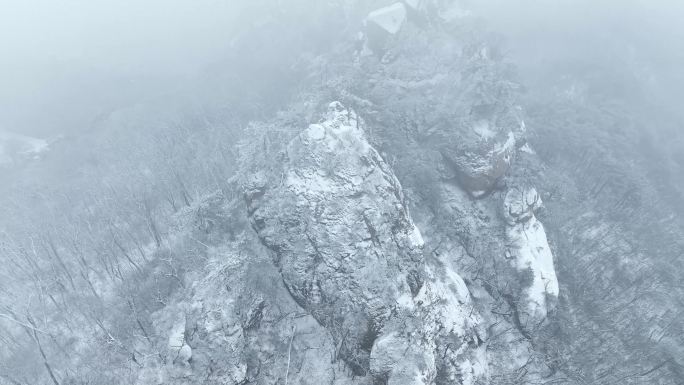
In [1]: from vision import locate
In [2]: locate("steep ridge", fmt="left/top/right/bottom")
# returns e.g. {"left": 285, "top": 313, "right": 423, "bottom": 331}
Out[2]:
{"left": 245, "top": 102, "right": 485, "bottom": 384}
{"left": 141, "top": 2, "right": 563, "bottom": 384}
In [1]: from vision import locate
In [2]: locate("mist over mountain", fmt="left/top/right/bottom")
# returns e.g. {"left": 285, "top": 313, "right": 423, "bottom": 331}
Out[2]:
{"left": 1, "top": 1, "right": 683, "bottom": 384}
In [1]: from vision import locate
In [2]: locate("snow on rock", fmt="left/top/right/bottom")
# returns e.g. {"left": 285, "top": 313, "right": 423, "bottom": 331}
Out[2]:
{"left": 371, "top": 258, "right": 486, "bottom": 385}
{"left": 0, "top": 130, "right": 49, "bottom": 165}
{"left": 370, "top": 331, "right": 435, "bottom": 385}
{"left": 413, "top": 258, "right": 486, "bottom": 385}
{"left": 496, "top": 131, "right": 517, "bottom": 155}
{"left": 473, "top": 120, "right": 496, "bottom": 140}
{"left": 519, "top": 143, "right": 535, "bottom": 155}
{"left": 246, "top": 101, "right": 425, "bottom": 375}
{"left": 503, "top": 186, "right": 542, "bottom": 225}
{"left": 367, "top": 3, "right": 407, "bottom": 35}
{"left": 415, "top": 264, "right": 475, "bottom": 337}
{"left": 364, "top": 2, "right": 408, "bottom": 54}
{"left": 246, "top": 102, "right": 485, "bottom": 384}
{"left": 504, "top": 187, "right": 559, "bottom": 325}
{"left": 148, "top": 236, "right": 348, "bottom": 385}
{"left": 168, "top": 316, "right": 192, "bottom": 364}
{"left": 368, "top": 217, "right": 485, "bottom": 385}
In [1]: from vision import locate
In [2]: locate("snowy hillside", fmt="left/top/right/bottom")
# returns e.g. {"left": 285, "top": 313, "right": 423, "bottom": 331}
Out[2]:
{"left": 0, "top": 1, "right": 683, "bottom": 385}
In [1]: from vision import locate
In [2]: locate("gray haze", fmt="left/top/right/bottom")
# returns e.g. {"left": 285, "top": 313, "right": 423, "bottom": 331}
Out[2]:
{"left": 1, "top": 1, "right": 683, "bottom": 384}
{"left": 3, "top": 0, "right": 683, "bottom": 136}
{"left": 0, "top": 0, "right": 237, "bottom": 136}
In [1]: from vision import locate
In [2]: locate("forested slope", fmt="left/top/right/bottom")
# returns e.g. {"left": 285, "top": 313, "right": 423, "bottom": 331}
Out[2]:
{"left": 0, "top": 1, "right": 682, "bottom": 384}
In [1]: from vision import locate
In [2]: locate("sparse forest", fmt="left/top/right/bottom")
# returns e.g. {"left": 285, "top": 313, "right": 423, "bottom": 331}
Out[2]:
{"left": 1, "top": 1, "right": 683, "bottom": 384}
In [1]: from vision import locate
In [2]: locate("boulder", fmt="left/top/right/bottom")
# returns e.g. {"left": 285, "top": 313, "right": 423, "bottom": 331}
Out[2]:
{"left": 365, "top": 3, "right": 407, "bottom": 53}
{"left": 367, "top": 3, "right": 407, "bottom": 35}
{"left": 441, "top": 130, "right": 516, "bottom": 198}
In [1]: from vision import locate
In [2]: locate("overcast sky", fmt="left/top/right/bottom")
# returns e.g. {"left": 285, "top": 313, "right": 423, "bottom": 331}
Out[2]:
{"left": 0, "top": 0, "right": 238, "bottom": 136}
{"left": 2, "top": 0, "right": 684, "bottom": 138}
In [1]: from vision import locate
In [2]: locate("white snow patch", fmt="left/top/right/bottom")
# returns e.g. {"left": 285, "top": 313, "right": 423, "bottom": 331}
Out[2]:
{"left": 287, "top": 170, "right": 336, "bottom": 198}
{"left": 396, "top": 292, "right": 415, "bottom": 309}
{"left": 472, "top": 120, "right": 495, "bottom": 139}
{"left": 470, "top": 345, "right": 489, "bottom": 380}
{"left": 367, "top": 3, "right": 407, "bottom": 35}
{"left": 409, "top": 225, "right": 425, "bottom": 248}
{"left": 444, "top": 266, "right": 471, "bottom": 303}
{"left": 494, "top": 131, "right": 516, "bottom": 155}
{"left": 0, "top": 130, "right": 49, "bottom": 165}
{"left": 168, "top": 319, "right": 185, "bottom": 349}
{"left": 520, "top": 143, "right": 535, "bottom": 154}
{"left": 416, "top": 265, "right": 474, "bottom": 337}
{"left": 168, "top": 316, "right": 192, "bottom": 363}
{"left": 507, "top": 215, "right": 559, "bottom": 318}
{"left": 504, "top": 187, "right": 541, "bottom": 224}
{"left": 286, "top": 102, "right": 376, "bottom": 204}
{"left": 297, "top": 101, "right": 369, "bottom": 156}
{"left": 325, "top": 101, "right": 365, "bottom": 141}
{"left": 306, "top": 123, "right": 326, "bottom": 141}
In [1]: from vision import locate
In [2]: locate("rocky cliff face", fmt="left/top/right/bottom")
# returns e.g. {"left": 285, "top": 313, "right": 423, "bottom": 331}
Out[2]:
{"left": 244, "top": 102, "right": 485, "bottom": 384}
{"left": 174, "top": 2, "right": 562, "bottom": 384}
{"left": 245, "top": 102, "right": 426, "bottom": 375}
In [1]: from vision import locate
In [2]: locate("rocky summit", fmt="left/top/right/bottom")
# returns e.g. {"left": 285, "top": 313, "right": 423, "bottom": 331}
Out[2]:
{"left": 1, "top": 1, "right": 683, "bottom": 385}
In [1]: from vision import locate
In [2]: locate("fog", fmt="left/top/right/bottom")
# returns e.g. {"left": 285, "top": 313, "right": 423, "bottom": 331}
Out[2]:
{"left": 1, "top": 1, "right": 683, "bottom": 384}
{"left": 0, "top": 0, "right": 238, "bottom": 136}
{"left": 474, "top": 0, "right": 684, "bottom": 104}
{"left": 3, "top": 0, "right": 684, "bottom": 137}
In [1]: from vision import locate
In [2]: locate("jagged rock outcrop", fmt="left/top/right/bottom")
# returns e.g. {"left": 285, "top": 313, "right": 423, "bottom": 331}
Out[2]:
{"left": 368, "top": 3, "right": 407, "bottom": 35}
{"left": 371, "top": 258, "right": 486, "bottom": 385}
{"left": 364, "top": 3, "right": 408, "bottom": 54}
{"left": 369, "top": 257, "right": 486, "bottom": 385}
{"left": 142, "top": 221, "right": 353, "bottom": 385}
{"left": 503, "top": 187, "right": 559, "bottom": 328}
{"left": 245, "top": 102, "right": 485, "bottom": 384}
{"left": 245, "top": 101, "right": 425, "bottom": 374}
{"left": 363, "top": 1, "right": 471, "bottom": 55}
{"left": 350, "top": 1, "right": 525, "bottom": 199}
{"left": 437, "top": 73, "right": 524, "bottom": 198}
{"left": 440, "top": 129, "right": 516, "bottom": 198}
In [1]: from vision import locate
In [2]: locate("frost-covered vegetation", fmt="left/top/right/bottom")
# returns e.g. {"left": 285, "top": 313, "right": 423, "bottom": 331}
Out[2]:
{"left": 1, "top": 1, "right": 683, "bottom": 384}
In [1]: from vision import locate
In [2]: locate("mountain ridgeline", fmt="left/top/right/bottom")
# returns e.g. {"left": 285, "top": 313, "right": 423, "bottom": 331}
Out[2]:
{"left": 0, "top": 1, "right": 683, "bottom": 385}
